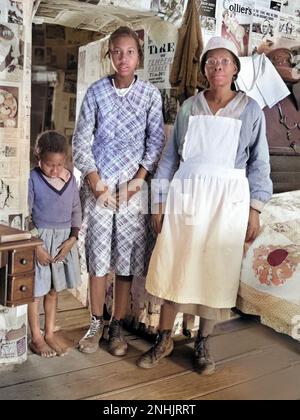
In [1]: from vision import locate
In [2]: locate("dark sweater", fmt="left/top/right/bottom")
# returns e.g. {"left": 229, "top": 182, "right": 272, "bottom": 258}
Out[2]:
{"left": 28, "top": 168, "right": 82, "bottom": 230}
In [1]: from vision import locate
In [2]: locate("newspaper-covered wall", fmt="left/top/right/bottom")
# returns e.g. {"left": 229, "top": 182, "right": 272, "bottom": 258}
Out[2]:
{"left": 33, "top": 1, "right": 300, "bottom": 59}
{"left": 34, "top": 0, "right": 189, "bottom": 32}
{"left": 0, "top": 0, "right": 31, "bottom": 365}
{"left": 0, "top": 0, "right": 32, "bottom": 230}
{"left": 198, "top": 0, "right": 300, "bottom": 56}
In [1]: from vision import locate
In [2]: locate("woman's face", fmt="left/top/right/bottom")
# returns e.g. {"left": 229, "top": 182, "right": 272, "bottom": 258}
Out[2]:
{"left": 39, "top": 152, "right": 66, "bottom": 178}
{"left": 110, "top": 35, "right": 139, "bottom": 78}
{"left": 262, "top": 21, "right": 270, "bottom": 35}
{"left": 204, "top": 48, "right": 237, "bottom": 88}
{"left": 11, "top": 216, "right": 21, "bottom": 228}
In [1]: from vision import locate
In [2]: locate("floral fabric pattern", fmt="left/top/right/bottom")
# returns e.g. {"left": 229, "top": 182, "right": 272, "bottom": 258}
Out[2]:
{"left": 252, "top": 244, "right": 300, "bottom": 286}
{"left": 238, "top": 190, "right": 300, "bottom": 340}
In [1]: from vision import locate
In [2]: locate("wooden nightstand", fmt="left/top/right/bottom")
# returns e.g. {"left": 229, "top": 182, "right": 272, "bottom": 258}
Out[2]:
{"left": 0, "top": 225, "right": 43, "bottom": 307}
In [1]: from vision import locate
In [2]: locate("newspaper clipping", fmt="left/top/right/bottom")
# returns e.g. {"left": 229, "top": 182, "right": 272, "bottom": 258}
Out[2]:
{"left": 199, "top": 0, "right": 217, "bottom": 44}
{"left": 145, "top": 35, "right": 176, "bottom": 88}
{"left": 96, "top": 0, "right": 151, "bottom": 10}
{"left": 0, "top": 0, "right": 23, "bottom": 25}
{"left": 0, "top": 23, "right": 23, "bottom": 82}
{"left": 150, "top": 0, "right": 188, "bottom": 26}
{"left": 251, "top": 5, "right": 279, "bottom": 54}
{"left": 278, "top": 14, "right": 300, "bottom": 46}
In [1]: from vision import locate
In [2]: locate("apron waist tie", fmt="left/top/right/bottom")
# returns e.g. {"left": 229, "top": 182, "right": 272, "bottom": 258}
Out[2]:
{"left": 178, "top": 162, "right": 246, "bottom": 179}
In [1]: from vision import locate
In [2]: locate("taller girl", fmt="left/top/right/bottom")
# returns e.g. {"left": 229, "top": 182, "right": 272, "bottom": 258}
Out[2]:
{"left": 73, "top": 27, "right": 165, "bottom": 356}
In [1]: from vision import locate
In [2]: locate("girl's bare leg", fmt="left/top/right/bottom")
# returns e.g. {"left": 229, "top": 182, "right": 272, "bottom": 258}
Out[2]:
{"left": 113, "top": 275, "right": 132, "bottom": 320}
{"left": 90, "top": 275, "right": 107, "bottom": 316}
{"left": 44, "top": 289, "right": 68, "bottom": 356}
{"left": 28, "top": 297, "right": 56, "bottom": 357}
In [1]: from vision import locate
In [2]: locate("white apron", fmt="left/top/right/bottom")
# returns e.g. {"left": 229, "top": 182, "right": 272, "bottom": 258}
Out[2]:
{"left": 146, "top": 113, "right": 250, "bottom": 309}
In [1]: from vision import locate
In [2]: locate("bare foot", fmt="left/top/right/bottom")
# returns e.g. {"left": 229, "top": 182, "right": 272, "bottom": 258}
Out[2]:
{"left": 45, "top": 333, "right": 69, "bottom": 356}
{"left": 29, "top": 337, "right": 57, "bottom": 358}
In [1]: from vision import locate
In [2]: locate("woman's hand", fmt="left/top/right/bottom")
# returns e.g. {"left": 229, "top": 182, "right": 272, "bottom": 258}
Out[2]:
{"left": 152, "top": 203, "right": 166, "bottom": 234}
{"left": 53, "top": 237, "right": 76, "bottom": 263}
{"left": 95, "top": 188, "right": 117, "bottom": 211}
{"left": 88, "top": 176, "right": 117, "bottom": 210}
{"left": 116, "top": 179, "right": 143, "bottom": 206}
{"left": 36, "top": 245, "right": 53, "bottom": 266}
{"left": 87, "top": 171, "right": 117, "bottom": 210}
{"left": 245, "top": 208, "right": 260, "bottom": 242}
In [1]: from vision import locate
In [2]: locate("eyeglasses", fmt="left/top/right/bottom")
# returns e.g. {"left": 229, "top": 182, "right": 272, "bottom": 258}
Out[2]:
{"left": 205, "top": 58, "right": 233, "bottom": 67}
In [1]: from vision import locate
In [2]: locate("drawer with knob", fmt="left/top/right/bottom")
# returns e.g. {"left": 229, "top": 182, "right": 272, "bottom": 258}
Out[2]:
{"left": 6, "top": 273, "right": 35, "bottom": 305}
{"left": 0, "top": 228, "right": 43, "bottom": 307}
{"left": 8, "top": 248, "right": 35, "bottom": 275}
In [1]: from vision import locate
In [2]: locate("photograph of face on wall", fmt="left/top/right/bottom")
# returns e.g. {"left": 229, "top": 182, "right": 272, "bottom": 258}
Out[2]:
{"left": 0, "top": 85, "right": 18, "bottom": 128}
{"left": 252, "top": 18, "right": 274, "bottom": 39}
{"left": 8, "top": 213, "right": 22, "bottom": 229}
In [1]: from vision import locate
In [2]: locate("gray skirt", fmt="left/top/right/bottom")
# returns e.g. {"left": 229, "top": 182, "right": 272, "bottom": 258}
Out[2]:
{"left": 35, "top": 228, "right": 81, "bottom": 297}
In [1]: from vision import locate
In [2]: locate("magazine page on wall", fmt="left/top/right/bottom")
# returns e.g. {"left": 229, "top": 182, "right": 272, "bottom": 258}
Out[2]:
{"left": 216, "top": 0, "right": 254, "bottom": 57}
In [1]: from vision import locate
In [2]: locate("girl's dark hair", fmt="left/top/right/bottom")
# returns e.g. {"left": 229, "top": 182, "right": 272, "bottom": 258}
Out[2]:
{"left": 34, "top": 130, "right": 68, "bottom": 160}
{"left": 106, "top": 26, "right": 143, "bottom": 61}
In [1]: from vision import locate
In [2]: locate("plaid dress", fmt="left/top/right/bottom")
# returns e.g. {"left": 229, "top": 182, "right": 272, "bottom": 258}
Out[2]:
{"left": 73, "top": 76, "right": 164, "bottom": 276}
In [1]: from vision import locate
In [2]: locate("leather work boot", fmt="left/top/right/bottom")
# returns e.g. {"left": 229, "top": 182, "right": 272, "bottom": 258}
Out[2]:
{"left": 193, "top": 334, "right": 216, "bottom": 375}
{"left": 78, "top": 316, "right": 104, "bottom": 354}
{"left": 136, "top": 330, "right": 174, "bottom": 369}
{"left": 108, "top": 318, "right": 128, "bottom": 356}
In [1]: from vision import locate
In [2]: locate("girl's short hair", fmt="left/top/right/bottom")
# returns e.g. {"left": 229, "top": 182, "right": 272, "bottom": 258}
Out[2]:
{"left": 106, "top": 26, "right": 143, "bottom": 61}
{"left": 34, "top": 130, "right": 68, "bottom": 160}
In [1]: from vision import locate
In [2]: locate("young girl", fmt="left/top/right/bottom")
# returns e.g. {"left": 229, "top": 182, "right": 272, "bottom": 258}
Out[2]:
{"left": 28, "top": 130, "right": 82, "bottom": 357}
{"left": 73, "top": 26, "right": 165, "bottom": 356}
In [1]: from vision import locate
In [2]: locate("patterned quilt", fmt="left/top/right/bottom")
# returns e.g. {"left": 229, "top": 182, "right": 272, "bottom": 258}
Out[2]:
{"left": 237, "top": 190, "right": 300, "bottom": 341}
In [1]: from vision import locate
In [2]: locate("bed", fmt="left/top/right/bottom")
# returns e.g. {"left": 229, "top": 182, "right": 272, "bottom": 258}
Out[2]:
{"left": 237, "top": 189, "right": 300, "bottom": 340}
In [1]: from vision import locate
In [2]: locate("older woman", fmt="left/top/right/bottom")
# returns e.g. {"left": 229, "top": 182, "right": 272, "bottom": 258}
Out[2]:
{"left": 137, "top": 37, "right": 272, "bottom": 374}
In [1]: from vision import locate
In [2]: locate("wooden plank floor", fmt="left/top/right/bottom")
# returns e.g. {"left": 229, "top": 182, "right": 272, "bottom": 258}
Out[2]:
{"left": 0, "top": 293, "right": 300, "bottom": 400}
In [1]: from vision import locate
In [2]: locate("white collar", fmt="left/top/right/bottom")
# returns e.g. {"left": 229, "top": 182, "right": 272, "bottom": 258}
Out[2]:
{"left": 112, "top": 77, "right": 135, "bottom": 97}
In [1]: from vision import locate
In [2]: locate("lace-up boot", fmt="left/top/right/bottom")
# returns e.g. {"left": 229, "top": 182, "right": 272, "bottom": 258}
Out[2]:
{"left": 136, "top": 330, "right": 174, "bottom": 369}
{"left": 194, "top": 333, "right": 215, "bottom": 375}
{"left": 78, "top": 315, "right": 104, "bottom": 353}
{"left": 108, "top": 318, "right": 128, "bottom": 356}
